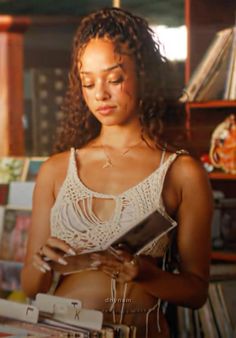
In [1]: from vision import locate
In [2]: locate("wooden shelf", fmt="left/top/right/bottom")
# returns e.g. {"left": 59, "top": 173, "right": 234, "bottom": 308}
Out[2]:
{"left": 209, "top": 172, "right": 236, "bottom": 180}
{"left": 186, "top": 100, "right": 236, "bottom": 109}
{"left": 211, "top": 250, "right": 236, "bottom": 262}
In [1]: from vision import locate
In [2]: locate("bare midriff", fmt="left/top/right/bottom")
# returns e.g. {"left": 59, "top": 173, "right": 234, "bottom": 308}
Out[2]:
{"left": 54, "top": 270, "right": 170, "bottom": 338}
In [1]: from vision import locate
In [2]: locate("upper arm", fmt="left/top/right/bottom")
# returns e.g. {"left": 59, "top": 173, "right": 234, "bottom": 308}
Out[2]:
{"left": 170, "top": 156, "right": 213, "bottom": 282}
{"left": 24, "top": 159, "right": 56, "bottom": 264}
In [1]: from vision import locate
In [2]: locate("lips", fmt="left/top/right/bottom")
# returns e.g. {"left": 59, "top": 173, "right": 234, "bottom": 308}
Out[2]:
{"left": 96, "top": 105, "right": 116, "bottom": 115}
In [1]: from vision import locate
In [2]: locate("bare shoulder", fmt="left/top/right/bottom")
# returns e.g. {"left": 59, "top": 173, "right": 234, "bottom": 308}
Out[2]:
{"left": 168, "top": 152, "right": 211, "bottom": 192}
{"left": 37, "top": 150, "right": 71, "bottom": 183}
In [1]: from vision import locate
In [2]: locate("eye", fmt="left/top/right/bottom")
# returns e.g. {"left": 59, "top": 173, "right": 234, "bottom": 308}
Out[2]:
{"left": 109, "top": 76, "right": 124, "bottom": 84}
{"left": 82, "top": 83, "right": 94, "bottom": 89}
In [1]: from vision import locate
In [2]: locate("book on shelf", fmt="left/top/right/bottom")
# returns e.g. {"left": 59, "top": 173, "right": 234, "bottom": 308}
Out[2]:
{"left": 7, "top": 181, "right": 35, "bottom": 209}
{"left": 208, "top": 282, "right": 232, "bottom": 338}
{"left": 216, "top": 280, "right": 236, "bottom": 336}
{"left": 0, "top": 184, "right": 9, "bottom": 205}
{"left": 180, "top": 24, "right": 236, "bottom": 102}
{"left": 198, "top": 299, "right": 220, "bottom": 338}
{"left": 0, "top": 157, "right": 28, "bottom": 184}
{"left": 194, "top": 35, "right": 232, "bottom": 102}
{"left": 211, "top": 195, "right": 236, "bottom": 251}
{"left": 207, "top": 280, "right": 236, "bottom": 338}
{"left": 0, "top": 208, "right": 31, "bottom": 262}
{"left": 196, "top": 265, "right": 236, "bottom": 338}
{"left": 176, "top": 306, "right": 197, "bottom": 338}
{"left": 224, "top": 22, "right": 236, "bottom": 100}
{"left": 210, "top": 263, "right": 236, "bottom": 281}
{"left": 24, "top": 157, "right": 47, "bottom": 181}
{"left": 0, "top": 205, "right": 4, "bottom": 240}
{"left": 0, "top": 260, "right": 23, "bottom": 291}
{"left": 0, "top": 156, "right": 47, "bottom": 184}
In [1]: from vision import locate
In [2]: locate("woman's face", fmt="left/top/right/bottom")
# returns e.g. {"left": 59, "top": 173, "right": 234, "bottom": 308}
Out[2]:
{"left": 78, "top": 38, "right": 140, "bottom": 127}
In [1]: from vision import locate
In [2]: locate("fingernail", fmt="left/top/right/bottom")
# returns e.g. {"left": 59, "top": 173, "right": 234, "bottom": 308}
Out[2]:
{"left": 58, "top": 258, "right": 68, "bottom": 265}
{"left": 43, "top": 263, "right": 51, "bottom": 271}
{"left": 68, "top": 248, "right": 76, "bottom": 256}
{"left": 90, "top": 260, "right": 101, "bottom": 267}
{"left": 40, "top": 267, "right": 46, "bottom": 273}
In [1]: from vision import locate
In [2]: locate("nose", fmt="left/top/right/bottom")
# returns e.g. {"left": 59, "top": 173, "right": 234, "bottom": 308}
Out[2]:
{"left": 95, "top": 82, "right": 110, "bottom": 101}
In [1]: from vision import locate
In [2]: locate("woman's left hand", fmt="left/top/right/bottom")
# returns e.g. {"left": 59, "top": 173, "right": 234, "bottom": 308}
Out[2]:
{"left": 90, "top": 248, "right": 140, "bottom": 283}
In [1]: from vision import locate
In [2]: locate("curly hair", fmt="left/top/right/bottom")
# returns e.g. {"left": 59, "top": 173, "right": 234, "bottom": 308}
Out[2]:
{"left": 54, "top": 7, "right": 173, "bottom": 152}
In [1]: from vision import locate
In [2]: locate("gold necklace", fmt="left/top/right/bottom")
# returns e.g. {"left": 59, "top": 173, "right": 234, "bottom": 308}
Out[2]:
{"left": 101, "top": 139, "right": 143, "bottom": 169}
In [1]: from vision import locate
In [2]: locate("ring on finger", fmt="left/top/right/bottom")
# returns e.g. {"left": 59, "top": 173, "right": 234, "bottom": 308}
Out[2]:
{"left": 112, "top": 271, "right": 120, "bottom": 279}
{"left": 129, "top": 256, "right": 138, "bottom": 267}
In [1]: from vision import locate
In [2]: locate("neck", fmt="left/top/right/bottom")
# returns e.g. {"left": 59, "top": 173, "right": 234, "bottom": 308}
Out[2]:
{"left": 99, "top": 123, "right": 143, "bottom": 149}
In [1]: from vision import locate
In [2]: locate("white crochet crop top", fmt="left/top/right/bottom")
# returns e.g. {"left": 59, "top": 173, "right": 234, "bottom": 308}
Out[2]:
{"left": 50, "top": 148, "right": 186, "bottom": 258}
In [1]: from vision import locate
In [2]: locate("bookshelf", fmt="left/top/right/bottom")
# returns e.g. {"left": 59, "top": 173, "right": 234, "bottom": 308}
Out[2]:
{"left": 182, "top": 2, "right": 236, "bottom": 336}
{"left": 0, "top": 156, "right": 46, "bottom": 299}
{"left": 184, "top": 0, "right": 236, "bottom": 183}
{"left": 0, "top": 16, "right": 30, "bottom": 156}
{"left": 185, "top": 0, "right": 236, "bottom": 268}
{"left": 187, "top": 100, "right": 236, "bottom": 109}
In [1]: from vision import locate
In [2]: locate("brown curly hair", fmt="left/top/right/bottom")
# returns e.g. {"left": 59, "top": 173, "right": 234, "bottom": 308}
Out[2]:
{"left": 54, "top": 7, "right": 173, "bottom": 152}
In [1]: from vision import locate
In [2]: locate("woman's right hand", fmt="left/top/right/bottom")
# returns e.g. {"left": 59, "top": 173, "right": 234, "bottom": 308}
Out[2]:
{"left": 32, "top": 237, "right": 76, "bottom": 273}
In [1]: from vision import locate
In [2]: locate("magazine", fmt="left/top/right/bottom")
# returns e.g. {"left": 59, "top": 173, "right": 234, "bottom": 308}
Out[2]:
{"left": 0, "top": 260, "right": 23, "bottom": 291}
{"left": 0, "top": 208, "right": 31, "bottom": 262}
{"left": 0, "top": 157, "right": 28, "bottom": 183}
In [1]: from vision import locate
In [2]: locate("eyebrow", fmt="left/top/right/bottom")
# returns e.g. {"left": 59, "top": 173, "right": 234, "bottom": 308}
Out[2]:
{"left": 80, "top": 63, "right": 123, "bottom": 75}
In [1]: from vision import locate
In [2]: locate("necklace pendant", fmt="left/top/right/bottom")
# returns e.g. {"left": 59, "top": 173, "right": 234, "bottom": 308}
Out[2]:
{"left": 102, "top": 159, "right": 112, "bottom": 169}
{"left": 121, "top": 148, "right": 129, "bottom": 156}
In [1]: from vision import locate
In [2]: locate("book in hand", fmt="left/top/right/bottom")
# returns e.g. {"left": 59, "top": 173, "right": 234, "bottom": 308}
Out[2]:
{"left": 110, "top": 209, "right": 176, "bottom": 254}
{"left": 51, "top": 209, "right": 176, "bottom": 275}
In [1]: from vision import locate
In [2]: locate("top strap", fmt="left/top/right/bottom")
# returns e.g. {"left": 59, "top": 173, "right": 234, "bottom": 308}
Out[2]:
{"left": 67, "top": 147, "right": 77, "bottom": 177}
{"left": 156, "top": 149, "right": 189, "bottom": 203}
{"left": 176, "top": 149, "right": 189, "bottom": 156}
{"left": 159, "top": 148, "right": 166, "bottom": 167}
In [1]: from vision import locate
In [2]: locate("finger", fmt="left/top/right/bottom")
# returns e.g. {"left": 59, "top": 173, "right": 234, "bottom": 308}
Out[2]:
{"left": 47, "top": 237, "right": 76, "bottom": 256}
{"left": 107, "top": 247, "right": 125, "bottom": 262}
{"left": 91, "top": 251, "right": 125, "bottom": 265}
{"left": 38, "top": 238, "right": 76, "bottom": 265}
{"left": 41, "top": 245, "right": 68, "bottom": 265}
{"left": 32, "top": 255, "right": 51, "bottom": 273}
{"left": 116, "top": 250, "right": 133, "bottom": 262}
{"left": 91, "top": 254, "right": 123, "bottom": 273}
{"left": 123, "top": 256, "right": 140, "bottom": 280}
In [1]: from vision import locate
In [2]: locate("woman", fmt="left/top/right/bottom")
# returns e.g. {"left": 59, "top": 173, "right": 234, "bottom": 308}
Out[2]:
{"left": 21, "top": 7, "right": 213, "bottom": 338}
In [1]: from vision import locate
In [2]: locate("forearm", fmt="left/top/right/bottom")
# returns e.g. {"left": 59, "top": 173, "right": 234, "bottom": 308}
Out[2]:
{"left": 136, "top": 257, "right": 209, "bottom": 309}
{"left": 21, "top": 262, "right": 53, "bottom": 298}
